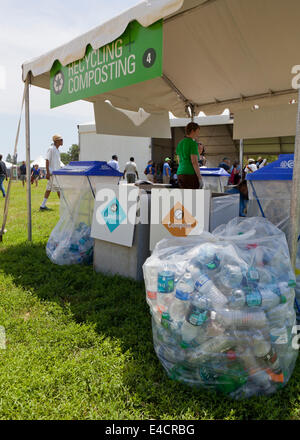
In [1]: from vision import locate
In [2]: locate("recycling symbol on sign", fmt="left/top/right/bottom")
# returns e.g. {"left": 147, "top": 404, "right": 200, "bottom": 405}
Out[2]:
{"left": 53, "top": 71, "right": 64, "bottom": 95}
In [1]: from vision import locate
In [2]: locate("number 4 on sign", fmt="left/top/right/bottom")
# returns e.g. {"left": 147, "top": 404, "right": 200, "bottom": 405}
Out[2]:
{"left": 147, "top": 53, "right": 152, "bottom": 64}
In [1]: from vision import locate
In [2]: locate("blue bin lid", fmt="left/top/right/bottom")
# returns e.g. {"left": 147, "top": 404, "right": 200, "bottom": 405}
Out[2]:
{"left": 53, "top": 161, "right": 123, "bottom": 177}
{"left": 200, "top": 168, "right": 230, "bottom": 177}
{"left": 246, "top": 155, "right": 294, "bottom": 181}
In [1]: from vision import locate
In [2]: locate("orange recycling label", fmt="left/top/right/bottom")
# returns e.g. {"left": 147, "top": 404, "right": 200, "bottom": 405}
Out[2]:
{"left": 162, "top": 202, "right": 198, "bottom": 237}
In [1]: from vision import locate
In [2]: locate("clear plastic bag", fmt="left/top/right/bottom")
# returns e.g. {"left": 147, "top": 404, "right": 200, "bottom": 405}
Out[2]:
{"left": 143, "top": 217, "right": 298, "bottom": 399}
{"left": 46, "top": 185, "right": 94, "bottom": 266}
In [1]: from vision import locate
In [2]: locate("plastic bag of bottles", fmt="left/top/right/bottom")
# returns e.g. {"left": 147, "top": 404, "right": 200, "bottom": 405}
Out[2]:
{"left": 46, "top": 221, "right": 94, "bottom": 266}
{"left": 143, "top": 217, "right": 298, "bottom": 399}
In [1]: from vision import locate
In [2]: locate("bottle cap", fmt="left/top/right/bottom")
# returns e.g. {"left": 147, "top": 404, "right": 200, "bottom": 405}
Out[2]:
{"left": 226, "top": 350, "right": 237, "bottom": 361}
{"left": 280, "top": 295, "right": 287, "bottom": 304}
{"left": 288, "top": 280, "right": 297, "bottom": 288}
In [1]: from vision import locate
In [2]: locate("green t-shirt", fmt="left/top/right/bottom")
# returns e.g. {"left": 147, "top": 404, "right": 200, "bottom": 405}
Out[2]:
{"left": 176, "top": 137, "right": 199, "bottom": 175}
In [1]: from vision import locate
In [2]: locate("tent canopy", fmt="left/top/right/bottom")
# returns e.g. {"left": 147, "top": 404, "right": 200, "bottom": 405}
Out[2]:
{"left": 31, "top": 155, "right": 64, "bottom": 169}
{"left": 22, "top": 0, "right": 300, "bottom": 123}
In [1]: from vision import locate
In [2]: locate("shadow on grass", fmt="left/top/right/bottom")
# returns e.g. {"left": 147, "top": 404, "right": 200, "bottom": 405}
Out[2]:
{"left": 1, "top": 240, "right": 300, "bottom": 420}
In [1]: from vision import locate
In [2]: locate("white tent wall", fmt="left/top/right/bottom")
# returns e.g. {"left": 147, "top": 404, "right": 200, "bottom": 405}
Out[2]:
{"left": 78, "top": 124, "right": 151, "bottom": 177}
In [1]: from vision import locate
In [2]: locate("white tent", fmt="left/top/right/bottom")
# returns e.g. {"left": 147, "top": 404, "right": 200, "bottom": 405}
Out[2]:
{"left": 3, "top": 161, "right": 12, "bottom": 169}
{"left": 30, "top": 155, "right": 64, "bottom": 169}
{"left": 21, "top": 0, "right": 300, "bottom": 265}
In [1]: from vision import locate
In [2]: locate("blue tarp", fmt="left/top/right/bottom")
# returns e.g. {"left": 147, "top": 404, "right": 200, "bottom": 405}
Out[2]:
{"left": 246, "top": 155, "right": 294, "bottom": 181}
{"left": 53, "top": 161, "right": 123, "bottom": 177}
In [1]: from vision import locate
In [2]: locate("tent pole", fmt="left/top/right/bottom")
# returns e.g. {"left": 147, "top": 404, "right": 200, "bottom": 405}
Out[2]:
{"left": 289, "top": 88, "right": 300, "bottom": 269}
{"left": 25, "top": 74, "right": 32, "bottom": 242}
{"left": 239, "top": 139, "right": 244, "bottom": 177}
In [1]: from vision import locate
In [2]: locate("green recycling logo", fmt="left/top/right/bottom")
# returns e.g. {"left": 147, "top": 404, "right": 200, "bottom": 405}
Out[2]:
{"left": 53, "top": 71, "right": 65, "bottom": 95}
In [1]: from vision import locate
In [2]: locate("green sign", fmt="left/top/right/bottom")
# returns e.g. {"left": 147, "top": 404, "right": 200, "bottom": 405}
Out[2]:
{"left": 50, "top": 20, "right": 163, "bottom": 108}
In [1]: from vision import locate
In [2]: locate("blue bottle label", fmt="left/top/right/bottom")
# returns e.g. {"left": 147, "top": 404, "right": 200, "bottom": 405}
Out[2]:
{"left": 187, "top": 307, "right": 208, "bottom": 326}
{"left": 246, "top": 290, "right": 262, "bottom": 307}
{"left": 158, "top": 272, "right": 175, "bottom": 293}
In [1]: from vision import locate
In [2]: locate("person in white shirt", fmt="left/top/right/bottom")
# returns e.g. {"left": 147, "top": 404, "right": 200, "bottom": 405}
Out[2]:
{"left": 123, "top": 157, "right": 139, "bottom": 184}
{"left": 40, "top": 134, "right": 63, "bottom": 211}
{"left": 244, "top": 158, "right": 258, "bottom": 175}
{"left": 107, "top": 155, "right": 121, "bottom": 172}
{"left": 256, "top": 157, "right": 267, "bottom": 169}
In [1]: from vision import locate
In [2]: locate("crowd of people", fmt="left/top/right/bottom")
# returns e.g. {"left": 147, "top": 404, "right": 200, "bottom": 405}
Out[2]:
{"left": 0, "top": 124, "right": 267, "bottom": 220}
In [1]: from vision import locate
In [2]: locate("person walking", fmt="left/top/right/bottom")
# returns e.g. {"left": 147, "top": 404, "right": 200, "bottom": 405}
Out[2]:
{"left": 144, "top": 160, "right": 155, "bottom": 182}
{"left": 163, "top": 158, "right": 172, "bottom": 185}
{"left": 244, "top": 158, "right": 258, "bottom": 175}
{"left": 19, "top": 161, "right": 27, "bottom": 187}
{"left": 31, "top": 164, "right": 41, "bottom": 187}
{"left": 108, "top": 155, "right": 121, "bottom": 172}
{"left": 0, "top": 155, "right": 7, "bottom": 198}
{"left": 176, "top": 122, "right": 203, "bottom": 189}
{"left": 40, "top": 134, "right": 63, "bottom": 211}
{"left": 124, "top": 157, "right": 139, "bottom": 184}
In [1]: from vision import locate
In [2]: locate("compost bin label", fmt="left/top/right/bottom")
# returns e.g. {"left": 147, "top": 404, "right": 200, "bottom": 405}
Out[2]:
{"left": 162, "top": 202, "right": 198, "bottom": 237}
{"left": 101, "top": 197, "right": 127, "bottom": 233}
{"left": 50, "top": 20, "right": 163, "bottom": 108}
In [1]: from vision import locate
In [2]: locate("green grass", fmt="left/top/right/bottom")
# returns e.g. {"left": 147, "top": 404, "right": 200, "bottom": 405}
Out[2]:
{"left": 0, "top": 180, "right": 300, "bottom": 420}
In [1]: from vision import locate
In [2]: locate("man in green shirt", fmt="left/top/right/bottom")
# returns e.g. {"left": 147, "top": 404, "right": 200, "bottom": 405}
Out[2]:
{"left": 176, "top": 122, "right": 203, "bottom": 189}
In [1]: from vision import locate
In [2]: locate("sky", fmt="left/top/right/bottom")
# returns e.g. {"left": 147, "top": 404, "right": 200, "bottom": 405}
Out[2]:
{"left": 0, "top": 0, "right": 142, "bottom": 162}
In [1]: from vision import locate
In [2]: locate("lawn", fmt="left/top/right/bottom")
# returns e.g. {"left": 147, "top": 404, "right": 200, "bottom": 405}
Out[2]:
{"left": 0, "top": 179, "right": 300, "bottom": 420}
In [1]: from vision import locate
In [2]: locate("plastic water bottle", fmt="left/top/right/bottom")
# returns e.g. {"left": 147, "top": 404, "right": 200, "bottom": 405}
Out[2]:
{"left": 186, "top": 262, "right": 202, "bottom": 281}
{"left": 169, "top": 278, "right": 194, "bottom": 323}
{"left": 260, "top": 287, "right": 281, "bottom": 311}
{"left": 252, "top": 331, "right": 284, "bottom": 383}
{"left": 211, "top": 309, "right": 267, "bottom": 329}
{"left": 187, "top": 333, "right": 234, "bottom": 365}
{"left": 216, "top": 351, "right": 248, "bottom": 395}
{"left": 157, "top": 343, "right": 186, "bottom": 364}
{"left": 228, "top": 289, "right": 246, "bottom": 309}
{"left": 181, "top": 295, "right": 210, "bottom": 348}
{"left": 195, "top": 243, "right": 221, "bottom": 275}
{"left": 157, "top": 270, "right": 175, "bottom": 313}
{"left": 269, "top": 326, "right": 289, "bottom": 359}
{"left": 195, "top": 274, "right": 228, "bottom": 309}
{"left": 245, "top": 266, "right": 260, "bottom": 287}
{"left": 143, "top": 257, "right": 161, "bottom": 312}
{"left": 219, "top": 265, "right": 244, "bottom": 289}
{"left": 266, "top": 303, "right": 288, "bottom": 328}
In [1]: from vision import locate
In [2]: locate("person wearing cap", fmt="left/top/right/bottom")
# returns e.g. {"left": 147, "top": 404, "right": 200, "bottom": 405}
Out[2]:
{"left": 244, "top": 158, "right": 258, "bottom": 175}
{"left": 163, "top": 158, "right": 172, "bottom": 185}
{"left": 176, "top": 122, "right": 203, "bottom": 189}
{"left": 40, "top": 134, "right": 63, "bottom": 211}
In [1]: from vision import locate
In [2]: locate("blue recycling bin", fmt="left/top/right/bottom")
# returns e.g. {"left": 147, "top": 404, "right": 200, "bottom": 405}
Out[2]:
{"left": 46, "top": 161, "right": 122, "bottom": 265}
{"left": 201, "top": 168, "right": 230, "bottom": 193}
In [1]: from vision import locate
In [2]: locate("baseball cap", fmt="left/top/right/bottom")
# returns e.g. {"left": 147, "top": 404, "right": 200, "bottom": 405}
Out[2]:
{"left": 53, "top": 134, "right": 63, "bottom": 142}
{"left": 165, "top": 157, "right": 171, "bottom": 162}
